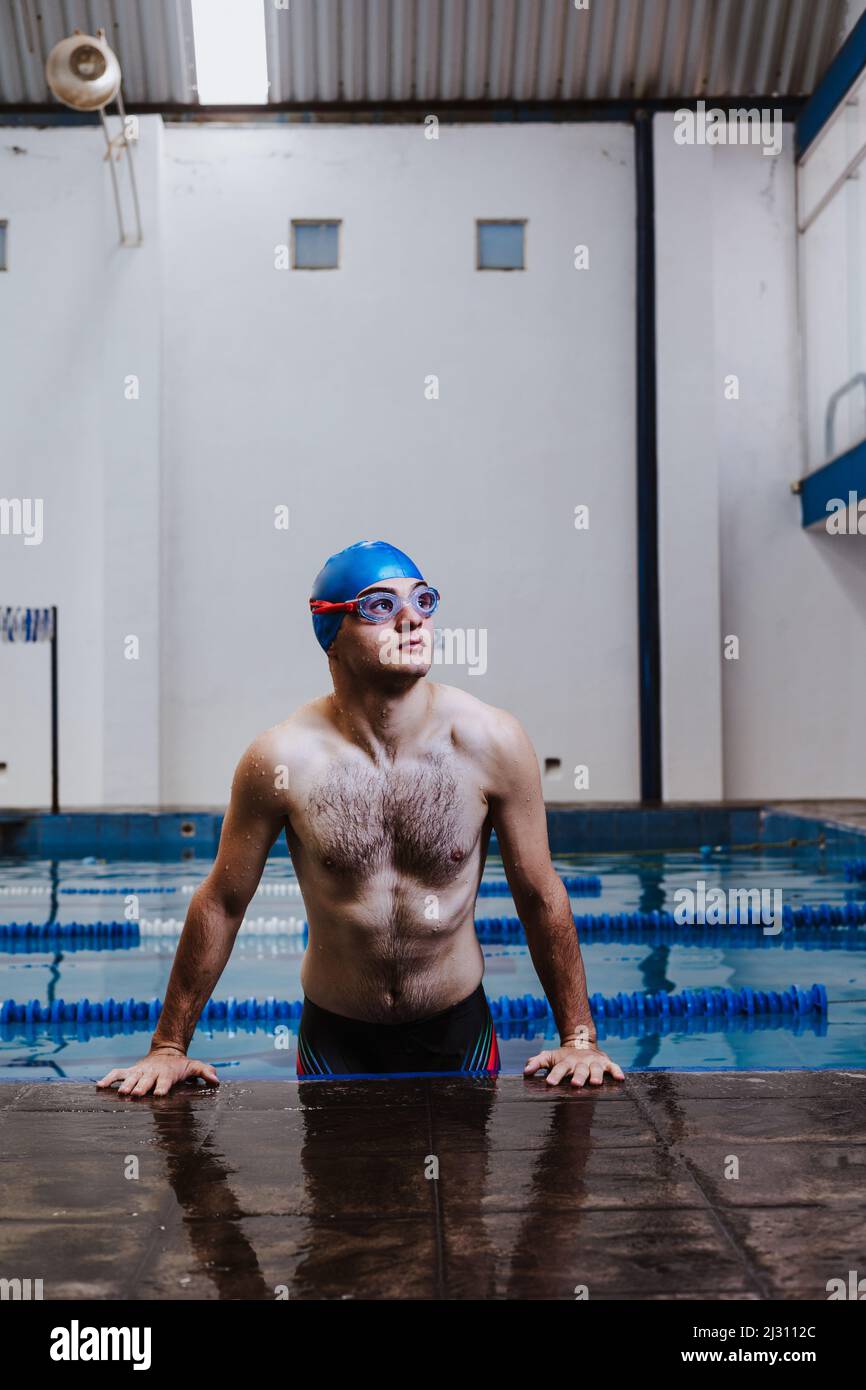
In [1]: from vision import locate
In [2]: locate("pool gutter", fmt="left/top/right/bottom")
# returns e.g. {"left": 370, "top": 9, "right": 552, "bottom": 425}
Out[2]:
{"left": 3, "top": 803, "right": 866, "bottom": 858}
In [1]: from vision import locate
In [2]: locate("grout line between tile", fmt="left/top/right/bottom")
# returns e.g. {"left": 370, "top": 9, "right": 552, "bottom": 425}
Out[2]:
{"left": 424, "top": 1081, "right": 445, "bottom": 1301}
{"left": 625, "top": 1080, "right": 774, "bottom": 1300}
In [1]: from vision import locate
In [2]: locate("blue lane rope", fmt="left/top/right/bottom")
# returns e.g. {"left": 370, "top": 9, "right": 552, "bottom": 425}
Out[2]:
{"left": 0, "top": 1011, "right": 828, "bottom": 1044}
{"left": 0, "top": 917, "right": 303, "bottom": 941}
{"left": 477, "top": 873, "right": 601, "bottom": 896}
{"left": 0, "top": 983, "right": 826, "bottom": 1029}
{"left": 587, "top": 983, "right": 826, "bottom": 1020}
{"left": 578, "top": 903, "right": 866, "bottom": 929}
{"left": 0, "top": 922, "right": 141, "bottom": 940}
{"left": 5, "top": 922, "right": 866, "bottom": 954}
{"left": 474, "top": 919, "right": 866, "bottom": 948}
{"left": 482, "top": 902, "right": 866, "bottom": 936}
{"left": 3, "top": 900, "right": 866, "bottom": 944}
{"left": 5, "top": 872, "right": 602, "bottom": 898}
{"left": 57, "top": 887, "right": 178, "bottom": 895}
{"left": 0, "top": 938, "right": 137, "bottom": 954}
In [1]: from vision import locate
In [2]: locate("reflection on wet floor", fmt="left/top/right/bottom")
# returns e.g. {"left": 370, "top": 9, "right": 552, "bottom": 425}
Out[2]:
{"left": 1, "top": 1071, "right": 865, "bottom": 1300}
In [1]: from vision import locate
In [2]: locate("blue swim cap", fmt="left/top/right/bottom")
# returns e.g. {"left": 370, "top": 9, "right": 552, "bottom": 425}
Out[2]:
{"left": 310, "top": 540, "right": 425, "bottom": 652}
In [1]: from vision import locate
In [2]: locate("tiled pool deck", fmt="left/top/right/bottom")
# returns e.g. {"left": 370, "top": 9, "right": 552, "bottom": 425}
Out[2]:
{"left": 2, "top": 1069, "right": 864, "bottom": 1301}
{"left": 2, "top": 800, "right": 864, "bottom": 1301}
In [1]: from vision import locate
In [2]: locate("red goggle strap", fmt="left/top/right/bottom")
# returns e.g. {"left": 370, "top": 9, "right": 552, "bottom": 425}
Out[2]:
{"left": 309, "top": 598, "right": 359, "bottom": 615}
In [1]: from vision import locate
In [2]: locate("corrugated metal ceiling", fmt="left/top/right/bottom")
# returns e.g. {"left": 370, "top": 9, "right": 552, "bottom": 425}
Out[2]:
{"left": 0, "top": 0, "right": 850, "bottom": 109}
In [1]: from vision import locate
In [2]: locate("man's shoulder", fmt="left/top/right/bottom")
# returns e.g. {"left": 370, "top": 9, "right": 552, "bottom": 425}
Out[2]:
{"left": 432, "top": 683, "right": 525, "bottom": 756}
{"left": 238, "top": 698, "right": 333, "bottom": 778}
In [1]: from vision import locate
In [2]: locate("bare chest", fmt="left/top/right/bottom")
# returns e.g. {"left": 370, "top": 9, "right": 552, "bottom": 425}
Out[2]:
{"left": 297, "top": 751, "right": 484, "bottom": 885}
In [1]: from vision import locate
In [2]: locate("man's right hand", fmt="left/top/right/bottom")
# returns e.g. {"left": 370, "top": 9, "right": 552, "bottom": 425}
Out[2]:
{"left": 96, "top": 1047, "right": 219, "bottom": 1097}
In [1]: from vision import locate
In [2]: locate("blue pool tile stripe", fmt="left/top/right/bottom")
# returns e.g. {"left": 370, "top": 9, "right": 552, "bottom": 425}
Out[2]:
{"left": 8, "top": 803, "right": 866, "bottom": 857}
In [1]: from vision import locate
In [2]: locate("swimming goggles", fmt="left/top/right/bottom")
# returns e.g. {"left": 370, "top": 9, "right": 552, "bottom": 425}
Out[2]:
{"left": 309, "top": 585, "right": 440, "bottom": 625}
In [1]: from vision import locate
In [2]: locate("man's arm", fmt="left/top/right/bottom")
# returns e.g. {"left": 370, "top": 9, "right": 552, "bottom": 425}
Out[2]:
{"left": 97, "top": 738, "right": 286, "bottom": 1096}
{"left": 485, "top": 711, "right": 624, "bottom": 1088}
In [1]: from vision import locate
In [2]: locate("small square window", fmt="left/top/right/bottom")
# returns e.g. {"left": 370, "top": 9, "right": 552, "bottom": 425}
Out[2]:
{"left": 0, "top": 221, "right": 7, "bottom": 271}
{"left": 292, "top": 220, "right": 340, "bottom": 270}
{"left": 477, "top": 220, "right": 525, "bottom": 270}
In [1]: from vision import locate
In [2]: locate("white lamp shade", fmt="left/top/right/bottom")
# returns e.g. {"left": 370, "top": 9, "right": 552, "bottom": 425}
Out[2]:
{"left": 45, "top": 32, "right": 122, "bottom": 112}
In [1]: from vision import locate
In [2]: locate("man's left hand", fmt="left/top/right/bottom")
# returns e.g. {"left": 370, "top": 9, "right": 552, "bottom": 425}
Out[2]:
{"left": 524, "top": 1044, "right": 625, "bottom": 1087}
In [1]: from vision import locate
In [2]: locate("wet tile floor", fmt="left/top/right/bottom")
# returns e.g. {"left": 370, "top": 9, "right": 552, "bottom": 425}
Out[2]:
{"left": 1, "top": 1071, "right": 865, "bottom": 1301}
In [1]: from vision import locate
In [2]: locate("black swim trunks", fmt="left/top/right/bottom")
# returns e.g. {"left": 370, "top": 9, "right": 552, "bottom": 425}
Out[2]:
{"left": 296, "top": 982, "right": 501, "bottom": 1078}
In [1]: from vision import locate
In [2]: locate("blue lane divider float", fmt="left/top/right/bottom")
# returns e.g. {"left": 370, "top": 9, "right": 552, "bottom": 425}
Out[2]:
{"left": 0, "top": 996, "right": 305, "bottom": 1026}
{"left": 0, "top": 938, "right": 139, "bottom": 955}
{"left": 0, "top": 922, "right": 861, "bottom": 956}
{"left": 478, "top": 902, "right": 866, "bottom": 939}
{"left": 0, "top": 983, "right": 826, "bottom": 1030}
{"left": 0, "top": 921, "right": 140, "bottom": 941}
{"left": 3, "top": 921, "right": 865, "bottom": 955}
{"left": 58, "top": 887, "right": 178, "bottom": 895}
{"left": 844, "top": 859, "right": 866, "bottom": 882}
{"left": 574, "top": 904, "right": 866, "bottom": 929}
{"left": 586, "top": 983, "right": 827, "bottom": 1020}
{"left": 3, "top": 899, "right": 866, "bottom": 946}
{"left": 0, "top": 916, "right": 303, "bottom": 942}
{"left": 477, "top": 873, "right": 601, "bottom": 896}
{"left": 488, "top": 985, "right": 827, "bottom": 1021}
{"left": 0, "top": 1011, "right": 828, "bottom": 1045}
{"left": 476, "top": 920, "right": 866, "bottom": 950}
{"left": 7, "top": 871, "right": 602, "bottom": 899}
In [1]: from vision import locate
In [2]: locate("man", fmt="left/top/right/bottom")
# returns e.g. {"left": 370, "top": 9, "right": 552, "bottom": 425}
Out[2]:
{"left": 98, "top": 541, "right": 624, "bottom": 1095}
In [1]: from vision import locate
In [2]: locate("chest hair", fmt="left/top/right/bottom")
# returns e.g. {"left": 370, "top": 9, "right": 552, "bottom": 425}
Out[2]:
{"left": 307, "top": 750, "right": 470, "bottom": 885}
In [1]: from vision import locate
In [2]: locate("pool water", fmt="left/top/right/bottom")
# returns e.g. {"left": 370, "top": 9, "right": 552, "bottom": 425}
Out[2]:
{"left": 1, "top": 843, "right": 864, "bottom": 1080}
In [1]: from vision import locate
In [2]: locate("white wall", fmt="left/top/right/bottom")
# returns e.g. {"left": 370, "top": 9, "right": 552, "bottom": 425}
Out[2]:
{"left": 0, "top": 120, "right": 163, "bottom": 809}
{"left": 159, "top": 121, "right": 639, "bottom": 804}
{"left": 654, "top": 113, "right": 866, "bottom": 800}
{"left": 2, "top": 118, "right": 640, "bottom": 806}
{"left": 654, "top": 127, "right": 724, "bottom": 801}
